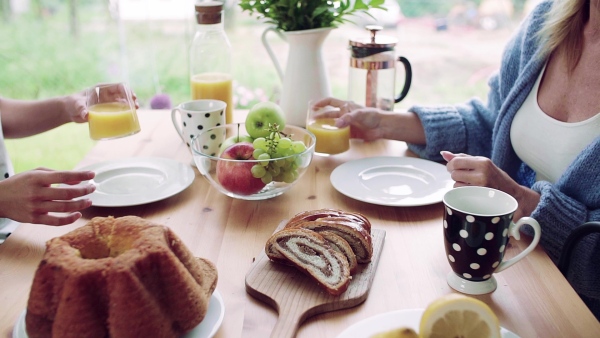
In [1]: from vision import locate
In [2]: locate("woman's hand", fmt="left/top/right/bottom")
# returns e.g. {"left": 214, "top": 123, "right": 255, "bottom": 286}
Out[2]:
{"left": 311, "top": 97, "right": 388, "bottom": 141}
{"left": 441, "top": 151, "right": 540, "bottom": 219}
{"left": 65, "top": 84, "right": 140, "bottom": 124}
{"left": 0, "top": 168, "right": 96, "bottom": 226}
{"left": 312, "top": 97, "right": 427, "bottom": 144}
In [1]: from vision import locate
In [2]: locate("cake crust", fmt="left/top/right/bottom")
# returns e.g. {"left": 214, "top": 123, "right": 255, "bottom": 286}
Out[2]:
{"left": 25, "top": 216, "right": 218, "bottom": 338}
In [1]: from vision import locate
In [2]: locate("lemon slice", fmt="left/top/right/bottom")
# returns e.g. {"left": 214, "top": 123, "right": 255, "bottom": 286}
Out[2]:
{"left": 371, "top": 327, "right": 419, "bottom": 338}
{"left": 419, "top": 294, "right": 501, "bottom": 338}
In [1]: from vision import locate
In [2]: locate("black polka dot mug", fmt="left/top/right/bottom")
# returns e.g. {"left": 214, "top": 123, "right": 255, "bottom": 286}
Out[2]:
{"left": 442, "top": 186, "right": 541, "bottom": 295}
{"left": 171, "top": 100, "right": 226, "bottom": 152}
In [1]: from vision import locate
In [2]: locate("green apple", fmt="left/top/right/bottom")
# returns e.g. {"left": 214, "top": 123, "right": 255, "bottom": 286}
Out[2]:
{"left": 219, "top": 134, "right": 254, "bottom": 154}
{"left": 245, "top": 102, "right": 286, "bottom": 138}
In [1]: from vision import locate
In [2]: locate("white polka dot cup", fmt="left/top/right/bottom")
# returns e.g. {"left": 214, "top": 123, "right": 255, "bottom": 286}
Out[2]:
{"left": 171, "top": 100, "right": 226, "bottom": 153}
{"left": 442, "top": 186, "right": 541, "bottom": 295}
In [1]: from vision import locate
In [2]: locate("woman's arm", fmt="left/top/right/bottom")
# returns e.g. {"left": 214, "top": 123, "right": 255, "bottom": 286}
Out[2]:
{"left": 0, "top": 92, "right": 87, "bottom": 138}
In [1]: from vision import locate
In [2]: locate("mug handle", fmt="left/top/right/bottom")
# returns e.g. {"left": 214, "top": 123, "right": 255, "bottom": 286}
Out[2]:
{"left": 494, "top": 217, "right": 541, "bottom": 273}
{"left": 261, "top": 26, "right": 286, "bottom": 82}
{"left": 171, "top": 108, "right": 185, "bottom": 142}
{"left": 394, "top": 56, "right": 412, "bottom": 103}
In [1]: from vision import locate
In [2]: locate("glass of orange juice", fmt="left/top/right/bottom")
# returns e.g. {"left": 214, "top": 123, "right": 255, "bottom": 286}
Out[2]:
{"left": 86, "top": 83, "right": 141, "bottom": 140}
{"left": 306, "top": 102, "right": 350, "bottom": 156}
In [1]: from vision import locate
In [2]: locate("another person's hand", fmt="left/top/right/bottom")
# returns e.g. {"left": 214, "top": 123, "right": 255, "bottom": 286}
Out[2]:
{"left": 65, "top": 84, "right": 140, "bottom": 124}
{"left": 0, "top": 168, "right": 96, "bottom": 226}
{"left": 441, "top": 151, "right": 540, "bottom": 219}
{"left": 312, "top": 97, "right": 386, "bottom": 141}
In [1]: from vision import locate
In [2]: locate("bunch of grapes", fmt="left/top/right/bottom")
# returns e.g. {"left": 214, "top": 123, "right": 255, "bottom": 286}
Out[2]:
{"left": 251, "top": 123, "right": 307, "bottom": 184}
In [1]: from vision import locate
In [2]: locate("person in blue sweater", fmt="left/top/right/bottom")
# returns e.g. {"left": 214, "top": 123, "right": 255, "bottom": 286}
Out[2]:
{"left": 314, "top": 0, "right": 600, "bottom": 320}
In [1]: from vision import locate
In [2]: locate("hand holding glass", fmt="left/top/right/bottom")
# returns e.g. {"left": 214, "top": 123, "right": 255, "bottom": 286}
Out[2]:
{"left": 306, "top": 102, "right": 350, "bottom": 156}
{"left": 86, "top": 83, "right": 141, "bottom": 140}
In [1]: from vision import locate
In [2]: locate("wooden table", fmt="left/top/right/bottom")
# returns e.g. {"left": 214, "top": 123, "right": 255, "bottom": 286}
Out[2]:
{"left": 0, "top": 109, "right": 598, "bottom": 337}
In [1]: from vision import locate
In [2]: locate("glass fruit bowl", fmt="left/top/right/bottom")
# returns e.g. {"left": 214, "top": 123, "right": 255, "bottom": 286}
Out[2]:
{"left": 191, "top": 123, "right": 316, "bottom": 200}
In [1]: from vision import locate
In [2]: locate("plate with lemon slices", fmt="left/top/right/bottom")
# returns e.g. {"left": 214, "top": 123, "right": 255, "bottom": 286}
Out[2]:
{"left": 336, "top": 294, "right": 519, "bottom": 338}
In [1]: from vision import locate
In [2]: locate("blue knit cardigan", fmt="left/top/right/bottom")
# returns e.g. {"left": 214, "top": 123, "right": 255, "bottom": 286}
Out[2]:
{"left": 407, "top": 0, "right": 600, "bottom": 316}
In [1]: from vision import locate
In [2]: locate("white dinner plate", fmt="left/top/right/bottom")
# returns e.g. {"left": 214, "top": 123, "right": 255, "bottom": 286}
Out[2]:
{"left": 336, "top": 308, "right": 519, "bottom": 338}
{"left": 330, "top": 157, "right": 454, "bottom": 207}
{"left": 13, "top": 289, "right": 225, "bottom": 338}
{"left": 73, "top": 157, "right": 195, "bottom": 207}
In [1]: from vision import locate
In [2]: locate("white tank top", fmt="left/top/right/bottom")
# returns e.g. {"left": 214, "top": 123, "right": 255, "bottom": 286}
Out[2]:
{"left": 510, "top": 64, "right": 600, "bottom": 183}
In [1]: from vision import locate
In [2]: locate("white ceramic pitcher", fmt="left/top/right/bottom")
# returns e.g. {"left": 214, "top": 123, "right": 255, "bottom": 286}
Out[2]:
{"left": 262, "top": 27, "right": 333, "bottom": 127}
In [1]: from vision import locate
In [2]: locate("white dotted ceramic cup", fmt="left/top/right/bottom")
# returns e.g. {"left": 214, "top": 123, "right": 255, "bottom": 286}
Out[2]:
{"left": 171, "top": 100, "right": 226, "bottom": 153}
{"left": 442, "top": 186, "right": 541, "bottom": 295}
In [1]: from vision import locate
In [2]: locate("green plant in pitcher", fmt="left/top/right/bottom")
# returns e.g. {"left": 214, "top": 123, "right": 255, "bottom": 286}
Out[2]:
{"left": 239, "top": 0, "right": 386, "bottom": 31}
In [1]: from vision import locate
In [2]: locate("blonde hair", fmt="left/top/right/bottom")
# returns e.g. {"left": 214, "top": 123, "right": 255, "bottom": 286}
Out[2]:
{"left": 538, "top": 0, "right": 590, "bottom": 71}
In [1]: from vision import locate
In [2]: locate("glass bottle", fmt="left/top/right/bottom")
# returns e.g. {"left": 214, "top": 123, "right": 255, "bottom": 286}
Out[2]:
{"left": 190, "top": 1, "right": 233, "bottom": 123}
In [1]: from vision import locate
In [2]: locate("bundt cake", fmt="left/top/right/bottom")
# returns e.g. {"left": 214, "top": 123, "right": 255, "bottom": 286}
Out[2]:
{"left": 25, "top": 216, "right": 218, "bottom": 338}
{"left": 265, "top": 228, "right": 352, "bottom": 296}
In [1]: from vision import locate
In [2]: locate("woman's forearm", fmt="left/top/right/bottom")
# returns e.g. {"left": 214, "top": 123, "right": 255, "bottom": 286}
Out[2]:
{"left": 512, "top": 184, "right": 541, "bottom": 220}
{"left": 381, "top": 111, "right": 427, "bottom": 145}
{"left": 0, "top": 96, "right": 72, "bottom": 138}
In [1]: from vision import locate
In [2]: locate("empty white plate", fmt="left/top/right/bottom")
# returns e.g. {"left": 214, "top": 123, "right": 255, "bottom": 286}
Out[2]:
{"left": 73, "top": 157, "right": 195, "bottom": 207}
{"left": 330, "top": 157, "right": 454, "bottom": 207}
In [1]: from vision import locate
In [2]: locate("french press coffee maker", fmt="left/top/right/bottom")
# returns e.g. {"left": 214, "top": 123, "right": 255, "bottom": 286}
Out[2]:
{"left": 348, "top": 25, "right": 412, "bottom": 110}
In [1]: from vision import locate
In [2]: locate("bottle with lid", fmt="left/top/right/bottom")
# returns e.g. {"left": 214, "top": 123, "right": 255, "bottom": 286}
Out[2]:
{"left": 190, "top": 1, "right": 233, "bottom": 123}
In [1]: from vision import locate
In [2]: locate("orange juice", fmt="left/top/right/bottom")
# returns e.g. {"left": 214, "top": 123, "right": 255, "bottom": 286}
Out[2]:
{"left": 191, "top": 72, "right": 233, "bottom": 123}
{"left": 307, "top": 118, "right": 350, "bottom": 155}
{"left": 88, "top": 102, "right": 141, "bottom": 140}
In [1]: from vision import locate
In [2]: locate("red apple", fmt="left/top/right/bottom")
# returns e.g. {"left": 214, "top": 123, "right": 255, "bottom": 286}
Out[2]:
{"left": 216, "top": 142, "right": 266, "bottom": 195}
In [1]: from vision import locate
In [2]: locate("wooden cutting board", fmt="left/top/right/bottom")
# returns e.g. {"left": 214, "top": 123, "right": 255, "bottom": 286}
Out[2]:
{"left": 245, "top": 225, "right": 386, "bottom": 338}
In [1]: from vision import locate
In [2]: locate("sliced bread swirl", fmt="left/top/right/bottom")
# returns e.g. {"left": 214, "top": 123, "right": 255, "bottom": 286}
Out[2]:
{"left": 287, "top": 218, "right": 372, "bottom": 263}
{"left": 318, "top": 231, "right": 358, "bottom": 274}
{"left": 265, "top": 228, "right": 351, "bottom": 296}
{"left": 286, "top": 209, "right": 372, "bottom": 233}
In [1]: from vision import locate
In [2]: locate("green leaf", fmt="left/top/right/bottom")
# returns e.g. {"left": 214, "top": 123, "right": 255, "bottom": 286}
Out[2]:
{"left": 353, "top": 0, "right": 369, "bottom": 10}
{"left": 237, "top": 0, "right": 383, "bottom": 31}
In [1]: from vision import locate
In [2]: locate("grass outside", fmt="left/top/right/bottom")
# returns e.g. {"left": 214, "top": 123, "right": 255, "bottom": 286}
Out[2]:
{"left": 1, "top": 5, "right": 517, "bottom": 173}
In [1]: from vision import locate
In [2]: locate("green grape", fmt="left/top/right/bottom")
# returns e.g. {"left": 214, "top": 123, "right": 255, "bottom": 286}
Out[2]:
{"left": 284, "top": 148, "right": 296, "bottom": 157}
{"left": 271, "top": 151, "right": 284, "bottom": 159}
{"left": 277, "top": 137, "right": 292, "bottom": 150}
{"left": 261, "top": 172, "right": 273, "bottom": 184}
{"left": 275, "top": 159, "right": 286, "bottom": 167}
{"left": 258, "top": 154, "right": 271, "bottom": 167}
{"left": 269, "top": 165, "right": 281, "bottom": 177}
{"left": 253, "top": 148, "right": 265, "bottom": 159}
{"left": 282, "top": 171, "right": 295, "bottom": 183}
{"left": 272, "top": 173, "right": 284, "bottom": 182}
{"left": 291, "top": 141, "right": 306, "bottom": 153}
{"left": 251, "top": 164, "right": 266, "bottom": 178}
{"left": 253, "top": 137, "right": 267, "bottom": 151}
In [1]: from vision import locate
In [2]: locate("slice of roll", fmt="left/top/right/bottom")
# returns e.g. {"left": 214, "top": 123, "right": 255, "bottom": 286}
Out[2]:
{"left": 318, "top": 231, "right": 358, "bottom": 274}
{"left": 284, "top": 209, "right": 373, "bottom": 263}
{"left": 287, "top": 220, "right": 372, "bottom": 263}
{"left": 265, "top": 228, "right": 351, "bottom": 296}
{"left": 286, "top": 208, "right": 372, "bottom": 233}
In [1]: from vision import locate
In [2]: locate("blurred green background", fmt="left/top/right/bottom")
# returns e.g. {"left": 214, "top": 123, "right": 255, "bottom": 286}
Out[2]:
{"left": 0, "top": 0, "right": 531, "bottom": 173}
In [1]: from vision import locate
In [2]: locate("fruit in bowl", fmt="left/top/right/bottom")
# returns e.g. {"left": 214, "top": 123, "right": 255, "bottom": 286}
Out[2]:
{"left": 216, "top": 142, "right": 266, "bottom": 195}
{"left": 191, "top": 102, "right": 316, "bottom": 200}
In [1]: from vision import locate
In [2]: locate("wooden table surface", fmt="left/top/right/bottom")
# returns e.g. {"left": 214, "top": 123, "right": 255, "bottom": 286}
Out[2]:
{"left": 0, "top": 109, "right": 598, "bottom": 338}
